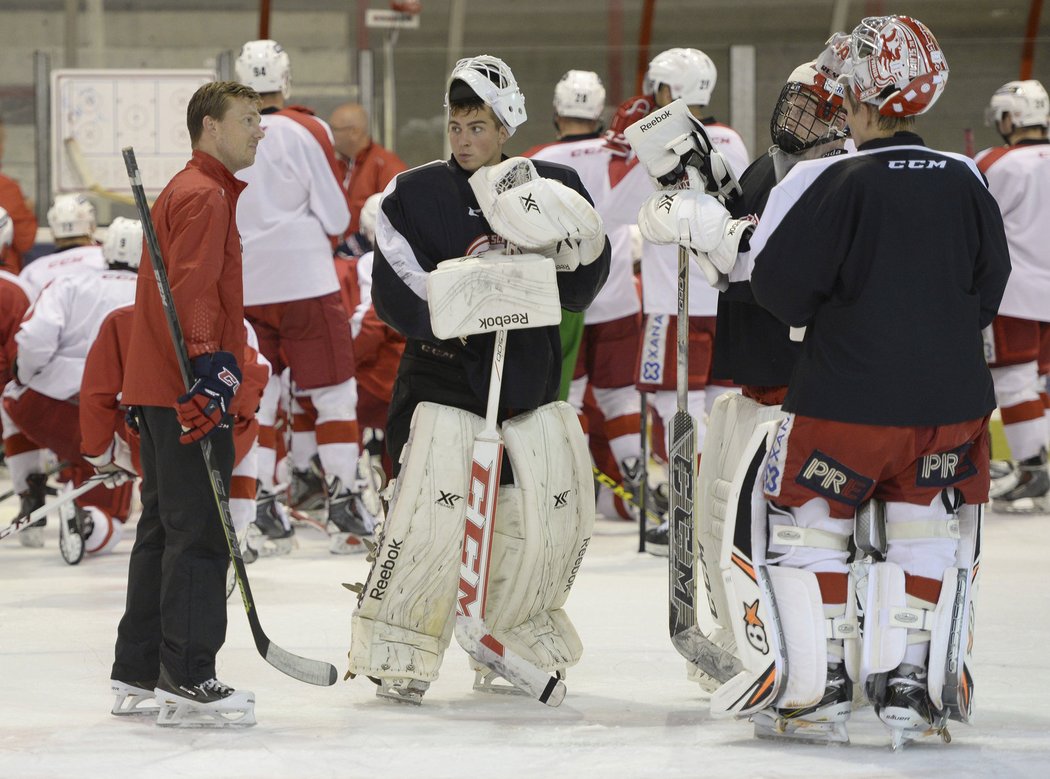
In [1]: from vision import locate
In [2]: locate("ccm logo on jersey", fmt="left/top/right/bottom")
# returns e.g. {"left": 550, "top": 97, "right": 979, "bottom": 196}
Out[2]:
{"left": 887, "top": 159, "right": 947, "bottom": 170}
{"left": 916, "top": 443, "right": 977, "bottom": 487}
{"left": 796, "top": 451, "right": 873, "bottom": 506}
{"left": 367, "top": 538, "right": 404, "bottom": 601}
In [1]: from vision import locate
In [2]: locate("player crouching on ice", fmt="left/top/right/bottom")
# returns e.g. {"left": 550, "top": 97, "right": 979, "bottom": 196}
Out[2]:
{"left": 627, "top": 17, "right": 1010, "bottom": 749}
{"left": 346, "top": 55, "right": 610, "bottom": 704}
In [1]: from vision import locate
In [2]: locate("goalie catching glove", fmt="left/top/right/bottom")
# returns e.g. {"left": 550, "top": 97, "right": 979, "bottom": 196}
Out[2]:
{"left": 175, "top": 351, "right": 241, "bottom": 445}
{"left": 468, "top": 157, "right": 605, "bottom": 272}
{"left": 638, "top": 189, "right": 757, "bottom": 282}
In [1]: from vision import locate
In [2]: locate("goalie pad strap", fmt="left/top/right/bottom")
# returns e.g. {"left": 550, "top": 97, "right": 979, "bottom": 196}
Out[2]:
{"left": 770, "top": 524, "right": 851, "bottom": 551}
{"left": 885, "top": 518, "right": 961, "bottom": 541}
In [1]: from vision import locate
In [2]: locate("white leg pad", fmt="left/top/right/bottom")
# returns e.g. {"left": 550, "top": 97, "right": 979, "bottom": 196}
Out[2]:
{"left": 766, "top": 565, "right": 828, "bottom": 708}
{"left": 860, "top": 562, "right": 909, "bottom": 687}
{"left": 348, "top": 402, "right": 483, "bottom": 683}
{"left": 481, "top": 401, "right": 594, "bottom": 672}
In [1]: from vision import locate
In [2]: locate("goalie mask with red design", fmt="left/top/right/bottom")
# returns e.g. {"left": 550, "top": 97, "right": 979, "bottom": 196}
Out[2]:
{"left": 843, "top": 15, "right": 948, "bottom": 117}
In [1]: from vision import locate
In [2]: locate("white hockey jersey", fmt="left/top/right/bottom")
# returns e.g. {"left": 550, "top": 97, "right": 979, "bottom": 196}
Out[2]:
{"left": 19, "top": 244, "right": 106, "bottom": 302}
{"left": 236, "top": 112, "right": 350, "bottom": 306}
{"left": 15, "top": 268, "right": 138, "bottom": 400}
{"left": 528, "top": 137, "right": 647, "bottom": 324}
{"left": 975, "top": 141, "right": 1050, "bottom": 322}
{"left": 640, "top": 121, "right": 750, "bottom": 316}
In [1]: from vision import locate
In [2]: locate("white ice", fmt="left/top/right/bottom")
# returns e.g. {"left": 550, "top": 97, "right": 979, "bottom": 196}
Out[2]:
{"left": 2, "top": 490, "right": 1049, "bottom": 779}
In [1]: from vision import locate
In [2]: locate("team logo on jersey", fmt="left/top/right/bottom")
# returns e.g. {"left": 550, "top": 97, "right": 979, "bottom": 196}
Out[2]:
{"left": 916, "top": 442, "right": 977, "bottom": 487}
{"left": 795, "top": 450, "right": 872, "bottom": 507}
{"left": 518, "top": 193, "right": 540, "bottom": 214}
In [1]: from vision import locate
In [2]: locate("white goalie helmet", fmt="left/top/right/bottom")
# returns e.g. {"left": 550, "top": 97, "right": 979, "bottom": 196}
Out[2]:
{"left": 445, "top": 55, "right": 527, "bottom": 136}
{"left": 102, "top": 217, "right": 143, "bottom": 268}
{"left": 47, "top": 193, "right": 96, "bottom": 240}
{"left": 0, "top": 206, "right": 12, "bottom": 251}
{"left": 644, "top": 48, "right": 717, "bottom": 107}
{"left": 553, "top": 70, "right": 606, "bottom": 120}
{"left": 235, "top": 39, "right": 291, "bottom": 99}
{"left": 842, "top": 15, "right": 948, "bottom": 117}
{"left": 985, "top": 80, "right": 1050, "bottom": 129}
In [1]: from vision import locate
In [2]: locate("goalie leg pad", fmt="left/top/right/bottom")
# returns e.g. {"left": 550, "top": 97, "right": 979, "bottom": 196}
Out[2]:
{"left": 348, "top": 402, "right": 483, "bottom": 684}
{"left": 478, "top": 401, "right": 594, "bottom": 674}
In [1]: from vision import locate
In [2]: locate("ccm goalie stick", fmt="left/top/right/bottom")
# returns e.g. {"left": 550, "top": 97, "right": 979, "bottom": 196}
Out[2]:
{"left": 667, "top": 221, "right": 742, "bottom": 684}
{"left": 122, "top": 147, "right": 337, "bottom": 687}
{"left": 454, "top": 327, "right": 566, "bottom": 707}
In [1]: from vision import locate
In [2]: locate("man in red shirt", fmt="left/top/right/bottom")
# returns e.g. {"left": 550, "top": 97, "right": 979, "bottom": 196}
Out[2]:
{"left": 108, "top": 81, "right": 263, "bottom": 728}
{"left": 328, "top": 102, "right": 407, "bottom": 236}
{"left": 0, "top": 117, "right": 37, "bottom": 272}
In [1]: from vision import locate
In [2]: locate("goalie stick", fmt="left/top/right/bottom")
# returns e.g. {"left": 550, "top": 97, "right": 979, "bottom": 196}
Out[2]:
{"left": 122, "top": 147, "right": 337, "bottom": 688}
{"left": 453, "top": 327, "right": 566, "bottom": 707}
{"left": 667, "top": 221, "right": 742, "bottom": 684}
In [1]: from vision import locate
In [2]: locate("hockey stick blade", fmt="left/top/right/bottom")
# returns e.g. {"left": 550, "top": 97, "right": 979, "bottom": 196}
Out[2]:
{"left": 123, "top": 146, "right": 336, "bottom": 688}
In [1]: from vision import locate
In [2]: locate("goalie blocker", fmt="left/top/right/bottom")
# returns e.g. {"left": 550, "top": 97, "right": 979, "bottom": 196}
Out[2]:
{"left": 346, "top": 400, "right": 594, "bottom": 702}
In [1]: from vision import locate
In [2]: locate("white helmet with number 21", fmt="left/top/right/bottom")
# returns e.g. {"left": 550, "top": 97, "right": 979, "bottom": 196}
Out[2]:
{"left": 985, "top": 80, "right": 1050, "bottom": 129}
{"left": 644, "top": 48, "right": 717, "bottom": 107}
{"left": 554, "top": 70, "right": 606, "bottom": 120}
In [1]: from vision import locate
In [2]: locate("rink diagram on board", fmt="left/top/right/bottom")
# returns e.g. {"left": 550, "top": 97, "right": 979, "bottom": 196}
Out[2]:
{"left": 2, "top": 479, "right": 1049, "bottom": 778}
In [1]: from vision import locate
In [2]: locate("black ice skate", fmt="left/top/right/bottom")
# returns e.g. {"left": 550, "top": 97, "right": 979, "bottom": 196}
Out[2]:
{"left": 110, "top": 677, "right": 160, "bottom": 716}
{"left": 325, "top": 475, "right": 375, "bottom": 554}
{"left": 645, "top": 519, "right": 669, "bottom": 557}
{"left": 873, "top": 664, "right": 950, "bottom": 750}
{"left": 154, "top": 665, "right": 255, "bottom": 728}
{"left": 620, "top": 457, "right": 668, "bottom": 523}
{"left": 992, "top": 449, "right": 1049, "bottom": 514}
{"left": 287, "top": 455, "right": 327, "bottom": 511}
{"left": 16, "top": 472, "right": 48, "bottom": 548}
{"left": 246, "top": 485, "right": 297, "bottom": 557}
{"left": 753, "top": 663, "right": 852, "bottom": 744}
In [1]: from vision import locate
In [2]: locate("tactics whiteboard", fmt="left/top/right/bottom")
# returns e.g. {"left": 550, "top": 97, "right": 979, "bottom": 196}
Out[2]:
{"left": 51, "top": 69, "right": 215, "bottom": 195}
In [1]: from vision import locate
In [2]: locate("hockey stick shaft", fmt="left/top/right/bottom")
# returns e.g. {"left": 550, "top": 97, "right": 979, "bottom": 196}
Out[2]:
{"left": 0, "top": 460, "right": 71, "bottom": 505}
{"left": 591, "top": 466, "right": 662, "bottom": 524}
{"left": 0, "top": 474, "right": 109, "bottom": 542}
{"left": 639, "top": 392, "right": 649, "bottom": 552}
{"left": 122, "top": 147, "right": 336, "bottom": 687}
{"left": 453, "top": 328, "right": 566, "bottom": 706}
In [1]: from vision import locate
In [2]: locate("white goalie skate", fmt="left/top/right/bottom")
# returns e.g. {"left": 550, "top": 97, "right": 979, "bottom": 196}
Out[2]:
{"left": 154, "top": 667, "right": 256, "bottom": 728}
{"left": 110, "top": 679, "right": 160, "bottom": 716}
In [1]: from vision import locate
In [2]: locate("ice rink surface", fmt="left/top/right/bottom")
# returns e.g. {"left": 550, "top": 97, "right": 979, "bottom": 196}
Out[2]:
{"left": 2, "top": 490, "right": 1049, "bottom": 779}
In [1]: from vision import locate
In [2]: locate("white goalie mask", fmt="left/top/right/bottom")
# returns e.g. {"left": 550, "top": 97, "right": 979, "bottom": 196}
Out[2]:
{"left": 102, "top": 217, "right": 144, "bottom": 269}
{"left": 553, "top": 70, "right": 606, "bottom": 120}
{"left": 770, "top": 38, "right": 849, "bottom": 155}
{"left": 985, "top": 79, "right": 1050, "bottom": 130}
{"left": 235, "top": 39, "right": 291, "bottom": 99}
{"left": 445, "top": 55, "right": 527, "bottom": 136}
{"left": 0, "top": 206, "right": 12, "bottom": 252}
{"left": 644, "top": 48, "right": 717, "bottom": 107}
{"left": 47, "top": 193, "right": 96, "bottom": 240}
{"left": 842, "top": 15, "right": 948, "bottom": 117}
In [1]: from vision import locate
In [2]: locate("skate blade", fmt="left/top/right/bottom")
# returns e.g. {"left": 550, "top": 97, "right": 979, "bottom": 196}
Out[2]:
{"left": 880, "top": 707, "right": 950, "bottom": 750}
{"left": 251, "top": 535, "right": 298, "bottom": 557}
{"left": 18, "top": 525, "right": 45, "bottom": 548}
{"left": 473, "top": 668, "right": 530, "bottom": 697}
{"left": 110, "top": 683, "right": 160, "bottom": 716}
{"left": 155, "top": 695, "right": 256, "bottom": 728}
{"left": 373, "top": 678, "right": 428, "bottom": 705}
{"left": 752, "top": 711, "right": 850, "bottom": 745}
{"left": 992, "top": 496, "right": 1050, "bottom": 515}
{"left": 328, "top": 531, "right": 367, "bottom": 555}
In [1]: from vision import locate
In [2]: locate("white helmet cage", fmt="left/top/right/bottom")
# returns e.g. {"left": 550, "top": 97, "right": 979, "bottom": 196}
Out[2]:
{"left": 985, "top": 80, "right": 1050, "bottom": 130}
{"left": 47, "top": 193, "right": 96, "bottom": 240}
{"left": 445, "top": 55, "right": 527, "bottom": 136}
{"left": 553, "top": 70, "right": 607, "bottom": 120}
{"left": 843, "top": 15, "right": 948, "bottom": 117}
{"left": 0, "top": 206, "right": 12, "bottom": 251}
{"left": 644, "top": 48, "right": 717, "bottom": 107}
{"left": 102, "top": 217, "right": 144, "bottom": 269}
{"left": 770, "top": 50, "right": 849, "bottom": 154}
{"left": 235, "top": 39, "right": 292, "bottom": 99}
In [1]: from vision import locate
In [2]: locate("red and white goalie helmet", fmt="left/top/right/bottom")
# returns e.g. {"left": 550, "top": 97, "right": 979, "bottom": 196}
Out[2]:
{"left": 644, "top": 48, "right": 717, "bottom": 107}
{"left": 102, "top": 217, "right": 143, "bottom": 269}
{"left": 0, "top": 206, "right": 12, "bottom": 251}
{"left": 844, "top": 15, "right": 948, "bottom": 117}
{"left": 445, "top": 55, "right": 527, "bottom": 136}
{"left": 553, "top": 70, "right": 606, "bottom": 121}
{"left": 47, "top": 193, "right": 96, "bottom": 240}
{"left": 235, "top": 39, "right": 292, "bottom": 99}
{"left": 985, "top": 80, "right": 1050, "bottom": 129}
